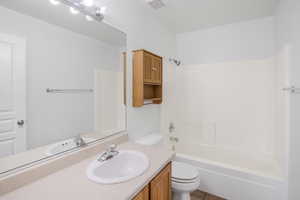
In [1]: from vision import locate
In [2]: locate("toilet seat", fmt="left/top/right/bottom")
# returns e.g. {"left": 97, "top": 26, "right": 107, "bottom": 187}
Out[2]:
{"left": 172, "top": 161, "right": 199, "bottom": 183}
{"left": 172, "top": 177, "right": 199, "bottom": 184}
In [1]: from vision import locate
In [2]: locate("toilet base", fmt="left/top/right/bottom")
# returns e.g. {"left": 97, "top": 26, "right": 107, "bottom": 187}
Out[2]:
{"left": 172, "top": 191, "right": 191, "bottom": 200}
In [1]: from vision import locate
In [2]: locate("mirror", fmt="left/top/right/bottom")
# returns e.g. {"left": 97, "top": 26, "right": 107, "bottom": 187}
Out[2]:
{"left": 0, "top": 0, "right": 126, "bottom": 174}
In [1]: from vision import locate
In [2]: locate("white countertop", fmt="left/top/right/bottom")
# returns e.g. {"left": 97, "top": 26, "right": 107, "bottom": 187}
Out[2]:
{"left": 0, "top": 142, "right": 174, "bottom": 200}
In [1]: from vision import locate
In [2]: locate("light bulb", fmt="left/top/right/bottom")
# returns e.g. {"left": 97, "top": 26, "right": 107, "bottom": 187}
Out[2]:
{"left": 70, "top": 7, "right": 79, "bottom": 14}
{"left": 85, "top": 15, "right": 94, "bottom": 21}
{"left": 100, "top": 6, "right": 107, "bottom": 14}
{"left": 49, "top": 0, "right": 60, "bottom": 5}
{"left": 82, "top": 0, "right": 94, "bottom": 7}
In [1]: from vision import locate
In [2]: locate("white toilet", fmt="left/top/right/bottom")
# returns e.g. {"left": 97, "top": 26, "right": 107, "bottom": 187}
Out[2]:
{"left": 172, "top": 161, "right": 201, "bottom": 200}
{"left": 135, "top": 133, "right": 201, "bottom": 200}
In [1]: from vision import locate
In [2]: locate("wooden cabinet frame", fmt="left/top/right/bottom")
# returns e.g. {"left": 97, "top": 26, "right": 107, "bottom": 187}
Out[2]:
{"left": 133, "top": 185, "right": 150, "bottom": 200}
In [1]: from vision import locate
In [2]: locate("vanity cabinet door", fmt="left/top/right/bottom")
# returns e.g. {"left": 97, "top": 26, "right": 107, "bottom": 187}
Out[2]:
{"left": 133, "top": 185, "right": 149, "bottom": 200}
{"left": 150, "top": 163, "right": 171, "bottom": 200}
{"left": 151, "top": 56, "right": 162, "bottom": 84}
{"left": 143, "top": 52, "right": 153, "bottom": 84}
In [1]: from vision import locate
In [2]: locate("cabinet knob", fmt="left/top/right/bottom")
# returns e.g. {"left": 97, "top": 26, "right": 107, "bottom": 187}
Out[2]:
{"left": 152, "top": 67, "right": 157, "bottom": 71}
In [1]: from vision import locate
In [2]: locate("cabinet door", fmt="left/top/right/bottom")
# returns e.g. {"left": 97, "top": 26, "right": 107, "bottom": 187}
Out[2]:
{"left": 151, "top": 56, "right": 162, "bottom": 84}
{"left": 143, "top": 53, "right": 153, "bottom": 83}
{"left": 133, "top": 185, "right": 149, "bottom": 200}
{"left": 150, "top": 163, "right": 171, "bottom": 200}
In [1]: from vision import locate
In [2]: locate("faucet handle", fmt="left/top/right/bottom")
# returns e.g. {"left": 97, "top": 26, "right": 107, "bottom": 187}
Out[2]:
{"left": 108, "top": 144, "right": 117, "bottom": 152}
{"left": 169, "top": 136, "right": 179, "bottom": 142}
{"left": 74, "top": 136, "right": 86, "bottom": 147}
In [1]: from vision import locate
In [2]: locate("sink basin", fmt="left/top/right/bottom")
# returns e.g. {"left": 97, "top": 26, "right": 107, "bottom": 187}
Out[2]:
{"left": 86, "top": 150, "right": 150, "bottom": 184}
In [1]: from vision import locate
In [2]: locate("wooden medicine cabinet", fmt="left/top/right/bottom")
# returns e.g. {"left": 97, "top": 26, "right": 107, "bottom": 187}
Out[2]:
{"left": 133, "top": 49, "right": 163, "bottom": 107}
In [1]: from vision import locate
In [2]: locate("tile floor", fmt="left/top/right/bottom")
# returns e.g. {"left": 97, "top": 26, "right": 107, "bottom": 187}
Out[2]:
{"left": 191, "top": 190, "right": 226, "bottom": 200}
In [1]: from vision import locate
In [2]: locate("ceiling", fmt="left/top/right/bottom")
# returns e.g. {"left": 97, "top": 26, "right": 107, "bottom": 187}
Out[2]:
{"left": 0, "top": 0, "right": 126, "bottom": 46}
{"left": 149, "top": 0, "right": 279, "bottom": 33}
{"left": 0, "top": 0, "right": 279, "bottom": 40}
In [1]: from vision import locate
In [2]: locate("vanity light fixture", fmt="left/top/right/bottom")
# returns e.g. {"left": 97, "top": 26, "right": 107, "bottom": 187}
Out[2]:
{"left": 49, "top": 0, "right": 61, "bottom": 5}
{"left": 70, "top": 6, "right": 79, "bottom": 14}
{"left": 85, "top": 15, "right": 94, "bottom": 21}
{"left": 49, "top": 0, "right": 105, "bottom": 22}
{"left": 100, "top": 6, "right": 107, "bottom": 15}
{"left": 82, "top": 0, "right": 94, "bottom": 7}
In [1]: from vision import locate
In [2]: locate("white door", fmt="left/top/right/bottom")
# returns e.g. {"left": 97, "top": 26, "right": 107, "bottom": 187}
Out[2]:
{"left": 0, "top": 34, "right": 26, "bottom": 158}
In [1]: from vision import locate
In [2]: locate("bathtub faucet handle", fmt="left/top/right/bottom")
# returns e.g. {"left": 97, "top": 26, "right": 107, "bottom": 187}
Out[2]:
{"left": 169, "top": 136, "right": 179, "bottom": 142}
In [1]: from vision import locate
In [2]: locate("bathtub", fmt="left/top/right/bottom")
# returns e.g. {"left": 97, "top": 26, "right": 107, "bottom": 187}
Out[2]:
{"left": 173, "top": 147, "right": 287, "bottom": 200}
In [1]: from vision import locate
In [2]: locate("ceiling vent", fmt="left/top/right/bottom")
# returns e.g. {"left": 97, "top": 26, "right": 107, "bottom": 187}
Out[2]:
{"left": 146, "top": 0, "right": 166, "bottom": 10}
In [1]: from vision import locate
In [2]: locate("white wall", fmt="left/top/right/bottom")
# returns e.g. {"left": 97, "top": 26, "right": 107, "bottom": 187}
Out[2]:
{"left": 177, "top": 17, "right": 275, "bottom": 65}
{"left": 103, "top": 0, "right": 177, "bottom": 139}
{"left": 276, "top": 1, "right": 300, "bottom": 199}
{"left": 0, "top": 6, "right": 123, "bottom": 149}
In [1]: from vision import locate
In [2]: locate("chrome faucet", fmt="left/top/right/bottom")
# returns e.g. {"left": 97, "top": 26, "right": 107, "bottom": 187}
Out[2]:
{"left": 98, "top": 144, "right": 119, "bottom": 162}
{"left": 74, "top": 135, "right": 86, "bottom": 147}
{"left": 169, "top": 122, "right": 175, "bottom": 133}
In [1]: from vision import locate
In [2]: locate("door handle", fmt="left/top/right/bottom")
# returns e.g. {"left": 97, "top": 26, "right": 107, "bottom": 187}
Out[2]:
{"left": 17, "top": 120, "right": 25, "bottom": 127}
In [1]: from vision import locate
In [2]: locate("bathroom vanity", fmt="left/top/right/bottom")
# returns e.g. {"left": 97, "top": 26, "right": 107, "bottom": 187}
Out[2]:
{"left": 0, "top": 135, "right": 174, "bottom": 200}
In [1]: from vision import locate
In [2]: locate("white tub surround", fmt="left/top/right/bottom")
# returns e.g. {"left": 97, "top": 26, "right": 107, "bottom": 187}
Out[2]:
{"left": 0, "top": 139, "right": 174, "bottom": 200}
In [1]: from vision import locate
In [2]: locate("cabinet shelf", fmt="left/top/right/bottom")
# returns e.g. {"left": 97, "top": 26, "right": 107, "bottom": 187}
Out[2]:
{"left": 144, "top": 98, "right": 161, "bottom": 101}
{"left": 144, "top": 82, "right": 161, "bottom": 86}
{"left": 133, "top": 49, "right": 163, "bottom": 107}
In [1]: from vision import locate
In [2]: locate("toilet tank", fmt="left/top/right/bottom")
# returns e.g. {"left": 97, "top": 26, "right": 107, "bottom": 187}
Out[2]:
{"left": 135, "top": 133, "right": 163, "bottom": 146}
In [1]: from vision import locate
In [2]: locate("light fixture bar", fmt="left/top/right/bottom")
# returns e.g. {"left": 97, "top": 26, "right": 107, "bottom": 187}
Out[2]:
{"left": 58, "top": 0, "right": 104, "bottom": 22}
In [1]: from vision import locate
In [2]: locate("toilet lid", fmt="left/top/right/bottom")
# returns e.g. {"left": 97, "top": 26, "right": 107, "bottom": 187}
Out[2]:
{"left": 172, "top": 161, "right": 199, "bottom": 181}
